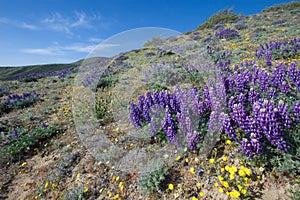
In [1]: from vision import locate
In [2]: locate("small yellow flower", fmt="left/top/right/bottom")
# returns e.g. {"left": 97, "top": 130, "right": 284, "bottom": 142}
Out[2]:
{"left": 21, "top": 162, "right": 27, "bottom": 167}
{"left": 129, "top": 143, "right": 134, "bottom": 147}
{"left": 108, "top": 193, "right": 112, "bottom": 197}
{"left": 226, "top": 139, "right": 232, "bottom": 145}
{"left": 238, "top": 169, "right": 246, "bottom": 177}
{"left": 229, "top": 173, "right": 235, "bottom": 180}
{"left": 118, "top": 182, "right": 123, "bottom": 187}
{"left": 225, "top": 165, "right": 229, "bottom": 171}
{"left": 84, "top": 187, "right": 89, "bottom": 193}
{"left": 218, "top": 187, "right": 224, "bottom": 193}
{"left": 185, "top": 158, "right": 189, "bottom": 163}
{"left": 199, "top": 192, "right": 204, "bottom": 197}
{"left": 241, "top": 188, "right": 247, "bottom": 195}
{"left": 206, "top": 170, "right": 210, "bottom": 174}
{"left": 176, "top": 156, "right": 181, "bottom": 161}
{"left": 222, "top": 181, "right": 229, "bottom": 188}
{"left": 209, "top": 158, "right": 215, "bottom": 164}
{"left": 222, "top": 156, "right": 227, "bottom": 161}
{"left": 76, "top": 173, "right": 81, "bottom": 179}
{"left": 196, "top": 182, "right": 201, "bottom": 187}
{"left": 214, "top": 182, "right": 219, "bottom": 187}
{"left": 168, "top": 183, "right": 174, "bottom": 191}
{"left": 257, "top": 175, "right": 261, "bottom": 180}
{"left": 114, "top": 194, "right": 119, "bottom": 199}
{"left": 190, "top": 167, "right": 195, "bottom": 174}
{"left": 229, "top": 190, "right": 240, "bottom": 198}
{"left": 218, "top": 175, "right": 224, "bottom": 182}
{"left": 103, "top": 148, "right": 108, "bottom": 153}
{"left": 191, "top": 197, "right": 198, "bottom": 200}
{"left": 45, "top": 181, "right": 49, "bottom": 188}
{"left": 116, "top": 176, "right": 120, "bottom": 182}
{"left": 221, "top": 167, "right": 225, "bottom": 172}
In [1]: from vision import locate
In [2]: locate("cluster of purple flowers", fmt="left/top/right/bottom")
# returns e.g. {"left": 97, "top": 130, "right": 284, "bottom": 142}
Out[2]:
{"left": 0, "top": 87, "right": 9, "bottom": 97}
{"left": 234, "top": 23, "right": 247, "bottom": 30}
{"left": 256, "top": 38, "right": 300, "bottom": 60}
{"left": 215, "top": 28, "right": 240, "bottom": 39}
{"left": 145, "top": 52, "right": 156, "bottom": 57}
{"left": 0, "top": 91, "right": 40, "bottom": 116}
{"left": 220, "top": 59, "right": 299, "bottom": 157}
{"left": 130, "top": 85, "right": 212, "bottom": 150}
{"left": 271, "top": 19, "right": 286, "bottom": 25}
{"left": 8, "top": 68, "right": 74, "bottom": 81}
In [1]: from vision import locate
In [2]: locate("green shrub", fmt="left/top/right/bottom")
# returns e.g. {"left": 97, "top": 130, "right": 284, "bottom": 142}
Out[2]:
{"left": 197, "top": 9, "right": 241, "bottom": 30}
{"left": 138, "top": 159, "right": 168, "bottom": 195}
{"left": 263, "top": 2, "right": 300, "bottom": 13}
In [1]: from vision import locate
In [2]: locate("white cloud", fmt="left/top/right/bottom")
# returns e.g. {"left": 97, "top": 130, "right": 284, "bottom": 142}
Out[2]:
{"left": 0, "top": 17, "right": 38, "bottom": 30}
{"left": 20, "top": 47, "right": 64, "bottom": 55}
{"left": 42, "top": 11, "right": 101, "bottom": 34}
{"left": 88, "top": 37, "right": 104, "bottom": 43}
{"left": 20, "top": 43, "right": 120, "bottom": 55}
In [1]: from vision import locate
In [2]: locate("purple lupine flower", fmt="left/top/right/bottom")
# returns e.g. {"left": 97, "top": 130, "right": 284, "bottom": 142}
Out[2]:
{"left": 293, "top": 103, "right": 300, "bottom": 122}
{"left": 288, "top": 62, "right": 299, "bottom": 86}
{"left": 267, "top": 87, "right": 277, "bottom": 99}
{"left": 277, "top": 100, "right": 292, "bottom": 128}
{"left": 258, "top": 69, "right": 270, "bottom": 92}
{"left": 186, "top": 130, "right": 200, "bottom": 151}
{"left": 12, "top": 130, "right": 19, "bottom": 138}
{"left": 249, "top": 132, "right": 264, "bottom": 155}
{"left": 223, "top": 113, "right": 237, "bottom": 140}
{"left": 248, "top": 88, "right": 260, "bottom": 105}
{"left": 241, "top": 138, "right": 255, "bottom": 158}
{"left": 231, "top": 103, "right": 248, "bottom": 130}
{"left": 228, "top": 96, "right": 236, "bottom": 110}
{"left": 129, "top": 103, "right": 143, "bottom": 128}
{"left": 265, "top": 51, "right": 272, "bottom": 67}
{"left": 161, "top": 106, "right": 178, "bottom": 145}
{"left": 237, "top": 93, "right": 246, "bottom": 105}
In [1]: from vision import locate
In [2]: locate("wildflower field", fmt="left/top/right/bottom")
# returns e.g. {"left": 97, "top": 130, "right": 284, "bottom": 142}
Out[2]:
{"left": 0, "top": 2, "right": 300, "bottom": 200}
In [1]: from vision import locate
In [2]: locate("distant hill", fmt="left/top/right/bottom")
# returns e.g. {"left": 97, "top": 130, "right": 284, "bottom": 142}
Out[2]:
{"left": 0, "top": 57, "right": 107, "bottom": 80}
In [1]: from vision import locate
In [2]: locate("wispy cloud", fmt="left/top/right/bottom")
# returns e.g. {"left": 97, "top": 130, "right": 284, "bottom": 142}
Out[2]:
{"left": 88, "top": 37, "right": 104, "bottom": 43}
{"left": 0, "top": 17, "right": 38, "bottom": 30}
{"left": 42, "top": 11, "right": 101, "bottom": 34}
{"left": 20, "top": 43, "right": 120, "bottom": 56}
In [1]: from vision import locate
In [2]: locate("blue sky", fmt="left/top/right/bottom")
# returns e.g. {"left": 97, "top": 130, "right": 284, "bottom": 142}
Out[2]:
{"left": 0, "top": 0, "right": 294, "bottom": 66}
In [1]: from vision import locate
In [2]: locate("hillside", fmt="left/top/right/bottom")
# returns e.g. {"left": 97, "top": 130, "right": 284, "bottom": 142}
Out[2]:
{"left": 1, "top": 2, "right": 300, "bottom": 200}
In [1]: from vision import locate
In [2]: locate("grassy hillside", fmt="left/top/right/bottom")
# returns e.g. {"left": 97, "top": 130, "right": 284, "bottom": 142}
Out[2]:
{"left": 0, "top": 2, "right": 300, "bottom": 200}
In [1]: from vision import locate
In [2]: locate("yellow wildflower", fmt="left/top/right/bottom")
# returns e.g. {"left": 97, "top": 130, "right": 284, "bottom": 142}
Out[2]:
{"left": 168, "top": 184, "right": 174, "bottom": 191}
{"left": 84, "top": 187, "right": 89, "bottom": 193}
{"left": 238, "top": 169, "right": 246, "bottom": 177}
{"left": 190, "top": 167, "right": 195, "bottom": 174}
{"left": 222, "top": 156, "right": 227, "bottom": 161}
{"left": 222, "top": 181, "right": 229, "bottom": 188}
{"left": 229, "top": 173, "right": 235, "bottom": 180}
{"left": 176, "top": 156, "right": 181, "bottom": 161}
{"left": 45, "top": 181, "right": 49, "bottom": 188}
{"left": 196, "top": 182, "right": 201, "bottom": 187}
{"left": 229, "top": 190, "right": 240, "bottom": 199}
{"left": 241, "top": 188, "right": 247, "bottom": 195}
{"left": 218, "top": 187, "right": 224, "bottom": 193}
{"left": 199, "top": 192, "right": 204, "bottom": 197}
{"left": 114, "top": 194, "right": 119, "bottom": 199}
{"left": 191, "top": 197, "right": 198, "bottom": 200}
{"left": 218, "top": 175, "right": 224, "bottom": 182}
{"left": 214, "top": 182, "right": 219, "bottom": 187}
{"left": 225, "top": 140, "right": 232, "bottom": 145}
{"left": 21, "top": 162, "right": 27, "bottom": 167}
{"left": 185, "top": 158, "right": 189, "bottom": 163}
{"left": 209, "top": 158, "right": 215, "bottom": 164}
